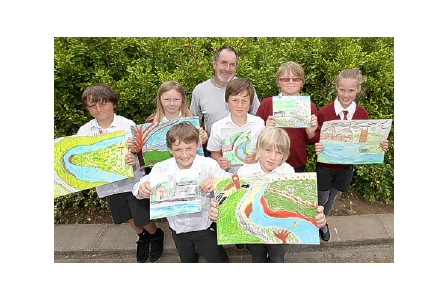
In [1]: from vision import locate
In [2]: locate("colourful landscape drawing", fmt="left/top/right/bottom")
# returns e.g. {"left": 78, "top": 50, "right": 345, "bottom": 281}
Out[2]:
{"left": 213, "top": 173, "right": 319, "bottom": 245}
{"left": 54, "top": 131, "right": 134, "bottom": 198}
{"left": 147, "top": 169, "right": 201, "bottom": 219}
{"left": 221, "top": 127, "right": 252, "bottom": 165}
{"left": 131, "top": 117, "right": 204, "bottom": 168}
{"left": 317, "top": 119, "right": 392, "bottom": 164}
{"left": 272, "top": 95, "right": 311, "bottom": 127}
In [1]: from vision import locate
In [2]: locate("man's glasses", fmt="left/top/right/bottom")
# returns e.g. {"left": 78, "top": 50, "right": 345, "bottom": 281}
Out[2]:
{"left": 279, "top": 77, "right": 302, "bottom": 83}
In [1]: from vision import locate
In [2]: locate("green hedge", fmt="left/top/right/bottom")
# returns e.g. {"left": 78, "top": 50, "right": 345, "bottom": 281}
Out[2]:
{"left": 54, "top": 37, "right": 394, "bottom": 223}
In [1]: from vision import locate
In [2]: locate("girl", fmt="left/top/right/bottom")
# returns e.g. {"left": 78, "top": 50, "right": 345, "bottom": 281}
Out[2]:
{"left": 315, "top": 68, "right": 389, "bottom": 242}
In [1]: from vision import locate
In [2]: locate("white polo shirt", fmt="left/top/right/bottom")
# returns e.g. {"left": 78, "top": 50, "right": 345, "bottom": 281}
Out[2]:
{"left": 77, "top": 114, "right": 143, "bottom": 198}
{"left": 207, "top": 113, "right": 265, "bottom": 174}
{"left": 132, "top": 155, "right": 231, "bottom": 234}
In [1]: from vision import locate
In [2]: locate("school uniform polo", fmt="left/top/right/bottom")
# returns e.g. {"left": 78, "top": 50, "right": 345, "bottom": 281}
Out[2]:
{"left": 190, "top": 78, "right": 260, "bottom": 137}
{"left": 207, "top": 113, "right": 265, "bottom": 174}
{"left": 133, "top": 155, "right": 231, "bottom": 234}
{"left": 77, "top": 114, "right": 143, "bottom": 198}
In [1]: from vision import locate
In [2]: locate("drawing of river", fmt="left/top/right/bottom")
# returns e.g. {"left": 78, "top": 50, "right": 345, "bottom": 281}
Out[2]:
{"left": 63, "top": 137, "right": 127, "bottom": 183}
{"left": 239, "top": 184, "right": 319, "bottom": 244}
{"left": 320, "top": 142, "right": 384, "bottom": 164}
{"left": 150, "top": 201, "right": 201, "bottom": 219}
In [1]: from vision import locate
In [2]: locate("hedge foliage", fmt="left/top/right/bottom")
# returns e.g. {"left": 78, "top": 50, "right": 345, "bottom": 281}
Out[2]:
{"left": 54, "top": 37, "right": 394, "bottom": 223}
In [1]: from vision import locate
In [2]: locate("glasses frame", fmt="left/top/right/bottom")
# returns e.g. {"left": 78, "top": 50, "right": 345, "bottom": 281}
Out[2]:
{"left": 278, "top": 77, "right": 302, "bottom": 83}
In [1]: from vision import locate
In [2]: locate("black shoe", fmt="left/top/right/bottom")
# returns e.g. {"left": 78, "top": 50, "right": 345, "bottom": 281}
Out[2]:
{"left": 149, "top": 228, "right": 164, "bottom": 262}
{"left": 136, "top": 231, "right": 150, "bottom": 263}
{"left": 319, "top": 224, "right": 330, "bottom": 242}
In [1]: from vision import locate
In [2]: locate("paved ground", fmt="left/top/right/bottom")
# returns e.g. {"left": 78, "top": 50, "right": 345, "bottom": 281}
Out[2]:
{"left": 54, "top": 213, "right": 394, "bottom": 263}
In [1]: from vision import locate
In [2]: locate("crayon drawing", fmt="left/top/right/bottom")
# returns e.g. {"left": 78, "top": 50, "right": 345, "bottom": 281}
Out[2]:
{"left": 317, "top": 119, "right": 392, "bottom": 164}
{"left": 147, "top": 169, "right": 201, "bottom": 219}
{"left": 272, "top": 95, "right": 311, "bottom": 127}
{"left": 213, "top": 173, "right": 319, "bottom": 245}
{"left": 221, "top": 127, "right": 252, "bottom": 165}
{"left": 131, "top": 116, "right": 204, "bottom": 168}
{"left": 54, "top": 131, "right": 134, "bottom": 198}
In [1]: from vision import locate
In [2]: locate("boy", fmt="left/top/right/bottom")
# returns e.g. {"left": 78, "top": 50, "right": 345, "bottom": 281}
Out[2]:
{"left": 207, "top": 78, "right": 265, "bottom": 174}
{"left": 256, "top": 61, "right": 319, "bottom": 173}
{"left": 209, "top": 127, "right": 327, "bottom": 263}
{"left": 132, "top": 122, "right": 230, "bottom": 263}
{"left": 77, "top": 83, "right": 163, "bottom": 263}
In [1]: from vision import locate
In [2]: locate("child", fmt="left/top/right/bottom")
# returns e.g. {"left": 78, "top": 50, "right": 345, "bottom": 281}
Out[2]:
{"left": 137, "top": 81, "right": 210, "bottom": 261}
{"left": 77, "top": 83, "right": 155, "bottom": 263}
{"left": 207, "top": 78, "right": 265, "bottom": 174}
{"left": 256, "top": 61, "right": 319, "bottom": 172}
{"left": 145, "top": 80, "right": 208, "bottom": 144}
{"left": 132, "top": 122, "right": 231, "bottom": 263}
{"left": 209, "top": 127, "right": 327, "bottom": 263}
{"left": 315, "top": 68, "right": 389, "bottom": 242}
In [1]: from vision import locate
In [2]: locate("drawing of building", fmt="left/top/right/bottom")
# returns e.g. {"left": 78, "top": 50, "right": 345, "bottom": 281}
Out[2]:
{"left": 321, "top": 126, "right": 336, "bottom": 140}
{"left": 155, "top": 184, "right": 167, "bottom": 202}
{"left": 359, "top": 128, "right": 368, "bottom": 143}
{"left": 175, "top": 180, "right": 199, "bottom": 197}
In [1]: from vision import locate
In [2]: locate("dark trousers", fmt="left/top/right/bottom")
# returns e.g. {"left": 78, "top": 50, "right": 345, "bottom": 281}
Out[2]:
{"left": 246, "top": 244, "right": 288, "bottom": 263}
{"left": 170, "top": 227, "right": 229, "bottom": 263}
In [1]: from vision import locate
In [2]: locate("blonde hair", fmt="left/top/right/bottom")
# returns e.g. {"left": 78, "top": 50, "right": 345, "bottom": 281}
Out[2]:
{"left": 334, "top": 68, "right": 364, "bottom": 91}
{"left": 276, "top": 61, "right": 305, "bottom": 85}
{"left": 255, "top": 127, "right": 290, "bottom": 163}
{"left": 146, "top": 81, "right": 192, "bottom": 123}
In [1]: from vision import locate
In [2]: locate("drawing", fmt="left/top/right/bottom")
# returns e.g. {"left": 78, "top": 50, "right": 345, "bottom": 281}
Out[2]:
{"left": 213, "top": 173, "right": 319, "bottom": 245}
{"left": 272, "top": 95, "right": 311, "bottom": 127}
{"left": 221, "top": 127, "right": 252, "bottom": 165}
{"left": 148, "top": 169, "right": 201, "bottom": 219}
{"left": 317, "top": 119, "right": 392, "bottom": 164}
{"left": 131, "top": 116, "right": 204, "bottom": 168}
{"left": 54, "top": 131, "right": 134, "bottom": 198}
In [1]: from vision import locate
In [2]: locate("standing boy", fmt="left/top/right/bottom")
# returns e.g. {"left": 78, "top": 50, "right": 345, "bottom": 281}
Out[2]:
{"left": 206, "top": 78, "right": 265, "bottom": 174}
{"left": 77, "top": 83, "right": 161, "bottom": 263}
{"left": 209, "top": 127, "right": 327, "bottom": 263}
{"left": 256, "top": 61, "right": 319, "bottom": 172}
{"left": 132, "top": 122, "right": 230, "bottom": 263}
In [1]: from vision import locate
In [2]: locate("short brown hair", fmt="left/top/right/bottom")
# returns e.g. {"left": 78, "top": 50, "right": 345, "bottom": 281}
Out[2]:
{"left": 166, "top": 122, "right": 199, "bottom": 149}
{"left": 225, "top": 78, "right": 255, "bottom": 105}
{"left": 81, "top": 83, "right": 118, "bottom": 110}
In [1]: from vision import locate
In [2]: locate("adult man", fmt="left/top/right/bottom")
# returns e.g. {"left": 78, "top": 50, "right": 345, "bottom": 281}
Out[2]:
{"left": 190, "top": 46, "right": 260, "bottom": 139}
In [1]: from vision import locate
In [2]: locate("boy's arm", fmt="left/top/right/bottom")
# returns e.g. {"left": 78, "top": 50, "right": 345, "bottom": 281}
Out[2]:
{"left": 315, "top": 206, "right": 326, "bottom": 229}
{"left": 125, "top": 149, "right": 136, "bottom": 166}
{"left": 380, "top": 140, "right": 389, "bottom": 152}
{"left": 208, "top": 199, "right": 219, "bottom": 222}
{"left": 306, "top": 114, "right": 318, "bottom": 139}
{"left": 211, "top": 150, "right": 230, "bottom": 171}
{"left": 132, "top": 176, "right": 152, "bottom": 199}
{"left": 199, "top": 178, "right": 215, "bottom": 194}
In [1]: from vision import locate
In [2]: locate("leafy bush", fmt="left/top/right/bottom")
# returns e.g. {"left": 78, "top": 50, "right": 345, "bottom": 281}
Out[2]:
{"left": 54, "top": 37, "right": 394, "bottom": 223}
